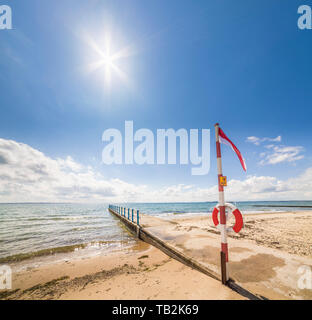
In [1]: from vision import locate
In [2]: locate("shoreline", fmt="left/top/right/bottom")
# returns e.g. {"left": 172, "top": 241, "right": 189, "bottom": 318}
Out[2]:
{"left": 1, "top": 208, "right": 311, "bottom": 265}
{"left": 0, "top": 240, "right": 135, "bottom": 266}
{"left": 1, "top": 210, "right": 312, "bottom": 300}
{"left": 3, "top": 209, "right": 310, "bottom": 265}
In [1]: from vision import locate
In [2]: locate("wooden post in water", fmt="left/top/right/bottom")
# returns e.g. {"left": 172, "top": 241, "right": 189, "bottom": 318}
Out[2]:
{"left": 132, "top": 209, "right": 134, "bottom": 222}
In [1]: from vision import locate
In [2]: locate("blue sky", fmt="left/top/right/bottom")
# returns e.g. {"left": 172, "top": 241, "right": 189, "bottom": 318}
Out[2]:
{"left": 0, "top": 0, "right": 311, "bottom": 202}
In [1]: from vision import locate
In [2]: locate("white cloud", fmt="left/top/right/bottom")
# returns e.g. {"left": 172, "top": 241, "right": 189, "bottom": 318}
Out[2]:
{"left": 0, "top": 138, "right": 126, "bottom": 203}
{"left": 259, "top": 145, "right": 304, "bottom": 165}
{"left": 246, "top": 134, "right": 304, "bottom": 166}
{"left": 0, "top": 138, "right": 311, "bottom": 203}
{"left": 145, "top": 171, "right": 312, "bottom": 202}
{"left": 246, "top": 135, "right": 281, "bottom": 146}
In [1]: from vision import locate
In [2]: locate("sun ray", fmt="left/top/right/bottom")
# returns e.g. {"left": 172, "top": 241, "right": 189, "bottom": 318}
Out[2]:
{"left": 110, "top": 44, "right": 137, "bottom": 61}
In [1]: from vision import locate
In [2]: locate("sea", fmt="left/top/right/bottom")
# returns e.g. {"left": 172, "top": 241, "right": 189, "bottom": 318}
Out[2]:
{"left": 1, "top": 201, "right": 311, "bottom": 266}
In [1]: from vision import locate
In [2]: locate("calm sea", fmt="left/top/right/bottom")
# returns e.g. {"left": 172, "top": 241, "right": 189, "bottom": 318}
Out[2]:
{"left": 1, "top": 201, "right": 311, "bottom": 263}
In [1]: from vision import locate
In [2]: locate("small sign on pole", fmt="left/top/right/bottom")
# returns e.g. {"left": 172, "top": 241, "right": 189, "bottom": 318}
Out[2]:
{"left": 219, "top": 175, "right": 227, "bottom": 186}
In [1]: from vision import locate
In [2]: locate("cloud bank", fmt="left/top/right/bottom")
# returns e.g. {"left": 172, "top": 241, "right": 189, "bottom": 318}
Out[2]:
{"left": 0, "top": 138, "right": 311, "bottom": 203}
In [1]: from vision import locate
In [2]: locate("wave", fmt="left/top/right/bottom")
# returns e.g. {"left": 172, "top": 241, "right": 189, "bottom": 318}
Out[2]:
{"left": 0, "top": 240, "right": 131, "bottom": 264}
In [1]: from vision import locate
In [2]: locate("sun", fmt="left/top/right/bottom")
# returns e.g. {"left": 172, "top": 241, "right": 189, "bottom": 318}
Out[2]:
{"left": 101, "top": 54, "right": 114, "bottom": 85}
{"left": 84, "top": 32, "right": 132, "bottom": 88}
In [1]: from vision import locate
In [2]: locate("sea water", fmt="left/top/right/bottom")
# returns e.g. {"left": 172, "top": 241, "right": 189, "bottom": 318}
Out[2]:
{"left": 1, "top": 201, "right": 311, "bottom": 263}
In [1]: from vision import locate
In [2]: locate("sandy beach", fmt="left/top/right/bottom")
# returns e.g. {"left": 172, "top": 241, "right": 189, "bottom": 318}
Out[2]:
{"left": 1, "top": 210, "right": 312, "bottom": 300}
{"left": 1, "top": 241, "right": 242, "bottom": 300}
{"left": 169, "top": 210, "right": 312, "bottom": 258}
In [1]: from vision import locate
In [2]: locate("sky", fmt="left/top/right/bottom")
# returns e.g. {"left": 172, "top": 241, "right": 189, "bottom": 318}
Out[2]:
{"left": 0, "top": 0, "right": 311, "bottom": 203}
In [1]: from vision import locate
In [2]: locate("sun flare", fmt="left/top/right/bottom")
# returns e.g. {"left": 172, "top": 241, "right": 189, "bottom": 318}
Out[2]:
{"left": 84, "top": 31, "right": 132, "bottom": 88}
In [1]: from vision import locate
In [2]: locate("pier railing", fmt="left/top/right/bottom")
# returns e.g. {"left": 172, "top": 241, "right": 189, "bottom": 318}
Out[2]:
{"left": 108, "top": 205, "right": 140, "bottom": 226}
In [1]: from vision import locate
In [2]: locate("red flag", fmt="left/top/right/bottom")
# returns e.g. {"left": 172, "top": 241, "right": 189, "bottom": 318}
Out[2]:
{"left": 218, "top": 127, "right": 247, "bottom": 171}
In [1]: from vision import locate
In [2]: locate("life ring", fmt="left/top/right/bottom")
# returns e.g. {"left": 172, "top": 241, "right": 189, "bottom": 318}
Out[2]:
{"left": 212, "top": 203, "right": 243, "bottom": 233}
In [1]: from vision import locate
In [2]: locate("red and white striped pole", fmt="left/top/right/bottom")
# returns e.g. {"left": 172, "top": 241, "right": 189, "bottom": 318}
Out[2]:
{"left": 215, "top": 123, "right": 229, "bottom": 284}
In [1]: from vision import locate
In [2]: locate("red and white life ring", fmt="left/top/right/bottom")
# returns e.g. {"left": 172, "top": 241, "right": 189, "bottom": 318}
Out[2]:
{"left": 212, "top": 203, "right": 243, "bottom": 233}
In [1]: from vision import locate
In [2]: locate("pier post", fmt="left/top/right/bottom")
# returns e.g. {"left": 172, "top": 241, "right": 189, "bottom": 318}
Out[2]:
{"left": 137, "top": 210, "right": 140, "bottom": 226}
{"left": 132, "top": 209, "right": 134, "bottom": 222}
{"left": 128, "top": 208, "right": 130, "bottom": 220}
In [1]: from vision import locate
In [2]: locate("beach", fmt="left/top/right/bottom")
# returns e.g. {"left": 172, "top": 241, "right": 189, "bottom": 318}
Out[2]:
{"left": 140, "top": 210, "right": 312, "bottom": 300}
{"left": 170, "top": 210, "right": 312, "bottom": 258}
{"left": 2, "top": 241, "right": 242, "bottom": 300}
{"left": 1, "top": 209, "right": 312, "bottom": 300}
